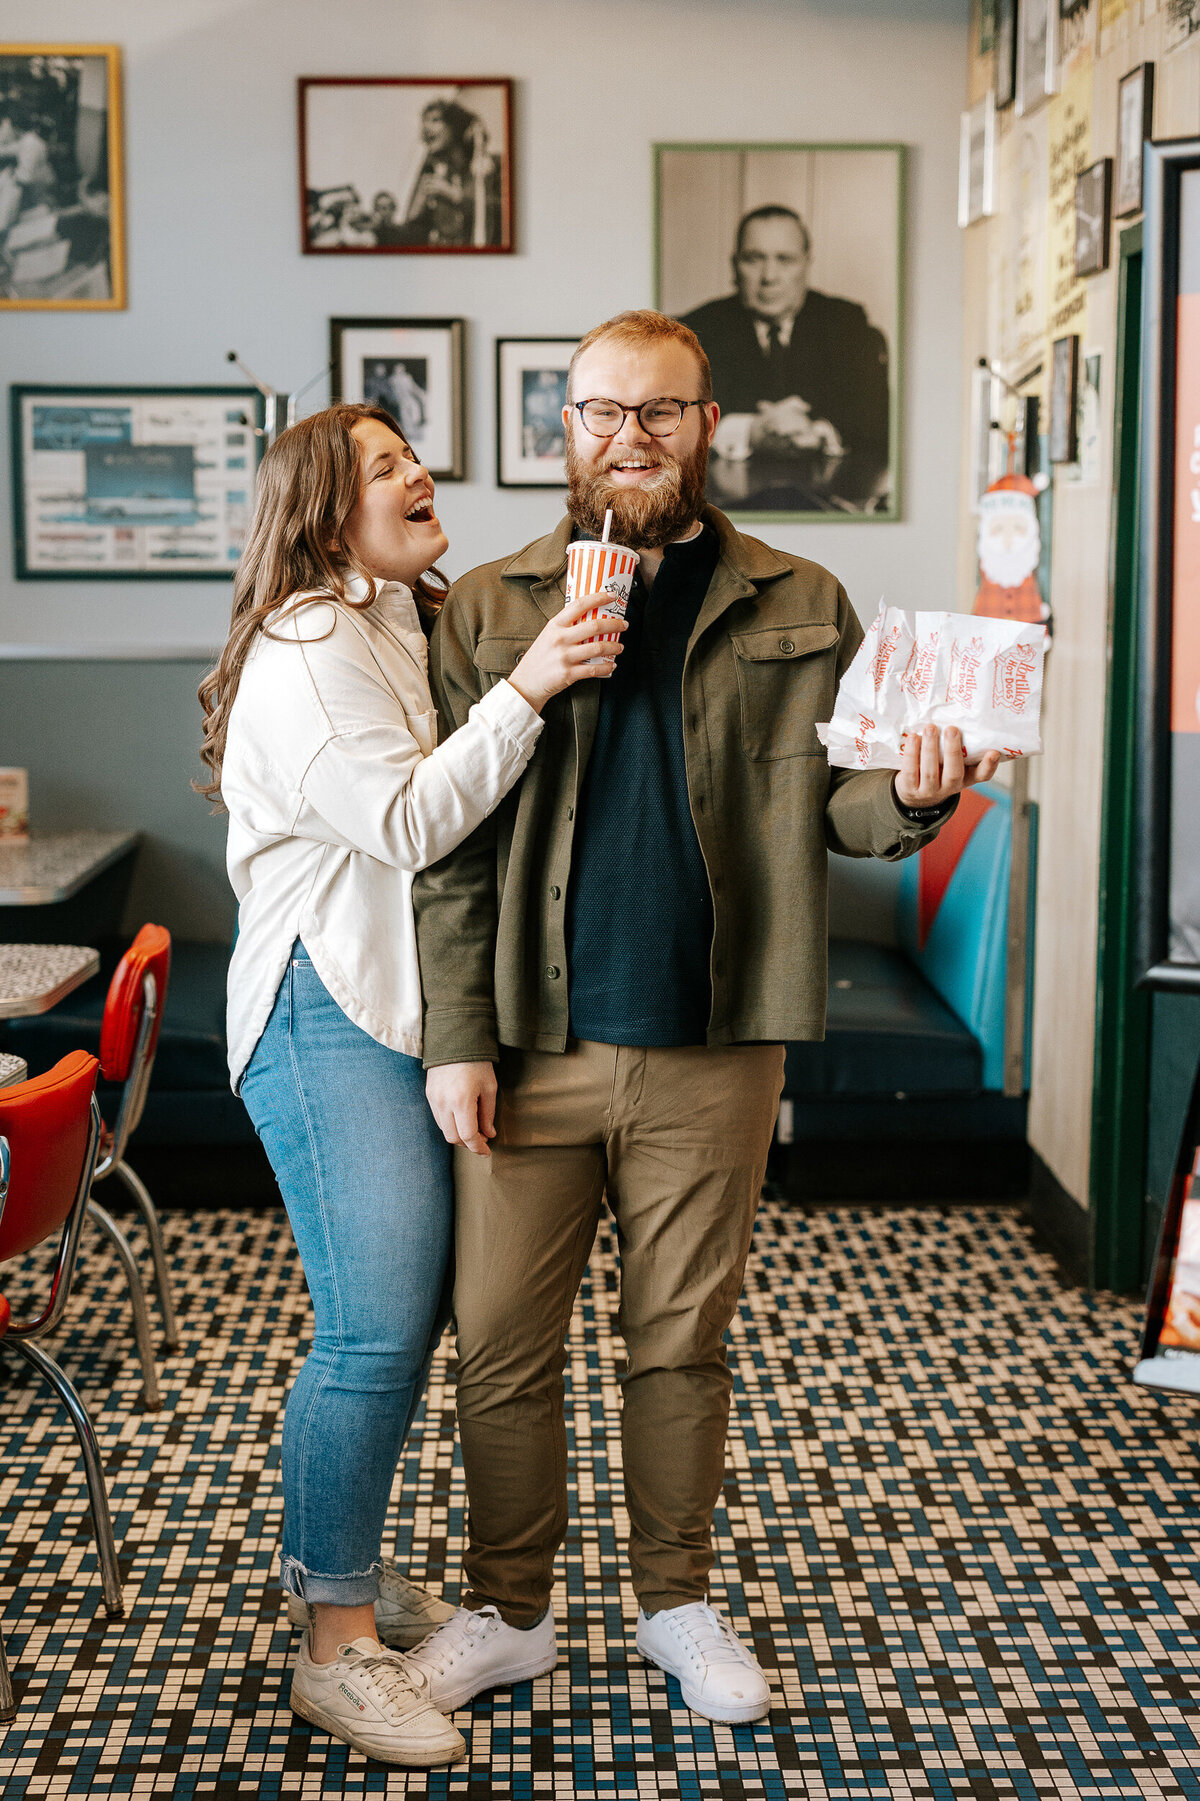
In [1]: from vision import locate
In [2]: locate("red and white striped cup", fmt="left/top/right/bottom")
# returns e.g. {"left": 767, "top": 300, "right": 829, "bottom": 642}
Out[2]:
{"left": 565, "top": 539, "right": 640, "bottom": 643}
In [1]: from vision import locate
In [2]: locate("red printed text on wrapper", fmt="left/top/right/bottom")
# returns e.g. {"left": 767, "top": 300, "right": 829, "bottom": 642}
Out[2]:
{"left": 870, "top": 623, "right": 903, "bottom": 692}
{"left": 946, "top": 637, "right": 985, "bottom": 707}
{"left": 855, "top": 713, "right": 875, "bottom": 766}
{"left": 900, "top": 635, "right": 939, "bottom": 703}
{"left": 992, "top": 641, "right": 1039, "bottom": 713}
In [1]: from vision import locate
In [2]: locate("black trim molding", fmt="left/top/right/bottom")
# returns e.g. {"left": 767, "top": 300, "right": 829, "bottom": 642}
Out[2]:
{"left": 1026, "top": 1150, "right": 1090, "bottom": 1287}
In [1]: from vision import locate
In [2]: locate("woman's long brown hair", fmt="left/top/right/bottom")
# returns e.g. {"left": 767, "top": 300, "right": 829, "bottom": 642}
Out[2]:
{"left": 195, "top": 402, "right": 447, "bottom": 807}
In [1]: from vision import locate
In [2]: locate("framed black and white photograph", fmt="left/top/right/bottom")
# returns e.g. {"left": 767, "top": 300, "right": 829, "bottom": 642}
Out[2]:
{"left": 1074, "top": 159, "right": 1113, "bottom": 276}
{"left": 495, "top": 337, "right": 577, "bottom": 488}
{"left": 10, "top": 385, "right": 265, "bottom": 578}
{"left": 655, "top": 141, "right": 904, "bottom": 522}
{"left": 1116, "top": 63, "right": 1155, "bottom": 217}
{"left": 330, "top": 317, "right": 465, "bottom": 481}
{"left": 299, "top": 78, "right": 512, "bottom": 254}
{"left": 1048, "top": 333, "right": 1079, "bottom": 464}
{"left": 959, "top": 93, "right": 997, "bottom": 226}
{"left": 0, "top": 43, "right": 124, "bottom": 309}
{"left": 1017, "top": 0, "right": 1059, "bottom": 116}
{"left": 995, "top": 0, "right": 1018, "bottom": 109}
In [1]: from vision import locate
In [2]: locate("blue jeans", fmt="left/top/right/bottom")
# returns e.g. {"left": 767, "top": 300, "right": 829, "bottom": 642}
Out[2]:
{"left": 239, "top": 944, "right": 452, "bottom": 1606}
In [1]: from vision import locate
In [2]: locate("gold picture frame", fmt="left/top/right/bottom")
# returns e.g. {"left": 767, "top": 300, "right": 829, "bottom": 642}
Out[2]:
{"left": 0, "top": 43, "right": 126, "bottom": 310}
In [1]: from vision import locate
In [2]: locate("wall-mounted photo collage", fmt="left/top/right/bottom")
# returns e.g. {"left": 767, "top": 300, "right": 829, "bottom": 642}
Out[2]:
{"left": 6, "top": 44, "right": 913, "bottom": 593}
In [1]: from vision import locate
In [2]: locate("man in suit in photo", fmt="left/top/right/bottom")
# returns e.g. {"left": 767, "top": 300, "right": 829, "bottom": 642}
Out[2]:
{"left": 679, "top": 205, "right": 890, "bottom": 511}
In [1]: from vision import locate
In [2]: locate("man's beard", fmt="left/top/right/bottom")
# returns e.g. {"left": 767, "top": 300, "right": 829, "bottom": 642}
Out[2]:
{"left": 565, "top": 432, "right": 709, "bottom": 549}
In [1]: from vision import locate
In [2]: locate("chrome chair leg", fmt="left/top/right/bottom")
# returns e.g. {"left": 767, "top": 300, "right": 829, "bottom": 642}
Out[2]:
{"left": 113, "top": 1158, "right": 179, "bottom": 1350}
{"left": 6, "top": 1338, "right": 124, "bottom": 1618}
{"left": 87, "top": 1200, "right": 162, "bottom": 1411}
{"left": 0, "top": 1624, "right": 15, "bottom": 1726}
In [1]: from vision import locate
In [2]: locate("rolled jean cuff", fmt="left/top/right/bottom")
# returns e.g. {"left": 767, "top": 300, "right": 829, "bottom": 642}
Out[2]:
{"left": 281, "top": 1553, "right": 381, "bottom": 1608}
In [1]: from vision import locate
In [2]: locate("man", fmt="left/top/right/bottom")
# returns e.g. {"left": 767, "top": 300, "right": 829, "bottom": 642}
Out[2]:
{"left": 369, "top": 189, "right": 407, "bottom": 246}
{"left": 680, "top": 206, "right": 890, "bottom": 508}
{"left": 408, "top": 311, "right": 995, "bottom": 1724}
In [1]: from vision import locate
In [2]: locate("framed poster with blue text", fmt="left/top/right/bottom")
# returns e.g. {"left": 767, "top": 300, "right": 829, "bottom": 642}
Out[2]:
{"left": 11, "top": 386, "right": 265, "bottom": 579}
{"left": 655, "top": 142, "right": 905, "bottom": 522}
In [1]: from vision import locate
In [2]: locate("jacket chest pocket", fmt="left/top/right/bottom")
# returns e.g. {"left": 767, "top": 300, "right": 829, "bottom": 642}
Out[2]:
{"left": 730, "top": 621, "right": 840, "bottom": 761}
{"left": 477, "top": 636, "right": 535, "bottom": 693}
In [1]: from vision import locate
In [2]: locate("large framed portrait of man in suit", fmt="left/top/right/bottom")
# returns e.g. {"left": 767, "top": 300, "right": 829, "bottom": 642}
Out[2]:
{"left": 655, "top": 142, "right": 904, "bottom": 522}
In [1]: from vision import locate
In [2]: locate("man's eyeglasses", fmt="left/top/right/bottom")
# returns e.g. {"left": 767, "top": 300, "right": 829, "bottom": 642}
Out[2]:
{"left": 573, "top": 397, "right": 706, "bottom": 439}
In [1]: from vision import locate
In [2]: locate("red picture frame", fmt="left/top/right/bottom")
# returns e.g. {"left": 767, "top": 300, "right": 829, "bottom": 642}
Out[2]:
{"left": 298, "top": 77, "right": 514, "bottom": 255}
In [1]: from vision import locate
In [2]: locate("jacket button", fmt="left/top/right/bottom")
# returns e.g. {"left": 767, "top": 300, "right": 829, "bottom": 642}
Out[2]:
{"left": 546, "top": 965, "right": 560, "bottom": 980}
{"left": 549, "top": 885, "right": 561, "bottom": 900}
{"left": 779, "top": 638, "right": 795, "bottom": 654}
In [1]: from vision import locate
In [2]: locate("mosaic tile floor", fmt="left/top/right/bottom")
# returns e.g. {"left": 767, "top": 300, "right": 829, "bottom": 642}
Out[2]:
{"left": 1, "top": 1197, "right": 1198, "bottom": 1799}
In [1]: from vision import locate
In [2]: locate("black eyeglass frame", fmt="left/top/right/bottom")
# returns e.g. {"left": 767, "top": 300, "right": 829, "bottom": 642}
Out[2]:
{"left": 572, "top": 397, "right": 708, "bottom": 438}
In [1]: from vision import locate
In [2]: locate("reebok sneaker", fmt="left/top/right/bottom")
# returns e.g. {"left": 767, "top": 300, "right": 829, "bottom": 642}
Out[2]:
{"left": 289, "top": 1633, "right": 464, "bottom": 1766}
{"left": 637, "top": 1602, "right": 771, "bottom": 1724}
{"left": 403, "top": 1604, "right": 558, "bottom": 1711}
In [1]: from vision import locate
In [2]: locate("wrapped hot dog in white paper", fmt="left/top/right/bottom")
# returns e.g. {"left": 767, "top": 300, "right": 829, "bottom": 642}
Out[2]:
{"left": 815, "top": 604, "right": 1047, "bottom": 771}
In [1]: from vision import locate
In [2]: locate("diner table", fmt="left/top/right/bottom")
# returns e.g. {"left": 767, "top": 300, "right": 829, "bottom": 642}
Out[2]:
{"left": 0, "top": 831, "right": 139, "bottom": 947}
{"left": 0, "top": 831, "right": 139, "bottom": 906}
{"left": 0, "top": 1051, "right": 27, "bottom": 1088}
{"left": 0, "top": 944, "right": 100, "bottom": 1020}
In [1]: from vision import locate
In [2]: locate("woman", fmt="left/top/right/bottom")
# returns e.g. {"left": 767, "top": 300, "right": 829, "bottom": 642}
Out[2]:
{"left": 196, "top": 404, "right": 623, "bottom": 1766}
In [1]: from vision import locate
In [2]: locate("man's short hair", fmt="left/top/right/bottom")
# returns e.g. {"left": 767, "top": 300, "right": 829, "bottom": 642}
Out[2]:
{"left": 567, "top": 309, "right": 713, "bottom": 404}
{"left": 735, "top": 205, "right": 811, "bottom": 258}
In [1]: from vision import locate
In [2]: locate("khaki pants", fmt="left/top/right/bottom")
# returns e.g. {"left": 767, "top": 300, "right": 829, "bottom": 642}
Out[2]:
{"left": 452, "top": 1037, "right": 785, "bottom": 1626}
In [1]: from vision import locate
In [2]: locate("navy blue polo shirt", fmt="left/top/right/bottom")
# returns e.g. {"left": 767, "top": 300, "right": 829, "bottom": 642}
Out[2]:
{"left": 565, "top": 524, "right": 719, "bottom": 1046}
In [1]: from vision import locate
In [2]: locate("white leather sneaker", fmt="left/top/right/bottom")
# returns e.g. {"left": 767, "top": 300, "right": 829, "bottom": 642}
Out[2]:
{"left": 285, "top": 1561, "right": 455, "bottom": 1648}
{"left": 402, "top": 1604, "right": 557, "bottom": 1711}
{"left": 637, "top": 1602, "right": 771, "bottom": 1723}
{"left": 289, "top": 1634, "right": 465, "bottom": 1765}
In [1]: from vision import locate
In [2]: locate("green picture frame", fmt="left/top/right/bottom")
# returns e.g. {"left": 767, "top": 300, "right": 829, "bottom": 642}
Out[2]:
{"left": 653, "top": 140, "right": 906, "bottom": 524}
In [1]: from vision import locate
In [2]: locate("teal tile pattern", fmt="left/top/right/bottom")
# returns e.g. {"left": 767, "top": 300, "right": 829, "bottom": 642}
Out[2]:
{"left": 1, "top": 1199, "right": 1198, "bottom": 1797}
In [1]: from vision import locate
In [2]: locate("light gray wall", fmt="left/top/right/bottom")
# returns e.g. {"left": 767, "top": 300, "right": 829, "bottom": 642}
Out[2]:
{"left": 0, "top": 659, "right": 233, "bottom": 940}
{"left": 2, "top": 0, "right": 969, "bottom": 940}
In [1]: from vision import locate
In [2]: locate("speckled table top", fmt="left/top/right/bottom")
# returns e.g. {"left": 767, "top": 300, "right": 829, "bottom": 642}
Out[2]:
{"left": 0, "top": 943, "right": 99, "bottom": 1018}
{"left": 0, "top": 1050, "right": 27, "bottom": 1087}
{"left": 0, "top": 830, "right": 138, "bottom": 904}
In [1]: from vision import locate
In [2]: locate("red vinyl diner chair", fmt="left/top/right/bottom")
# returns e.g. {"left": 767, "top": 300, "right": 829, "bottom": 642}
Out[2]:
{"left": 86, "top": 925, "right": 179, "bottom": 1412}
{"left": 0, "top": 1052, "right": 124, "bottom": 1686}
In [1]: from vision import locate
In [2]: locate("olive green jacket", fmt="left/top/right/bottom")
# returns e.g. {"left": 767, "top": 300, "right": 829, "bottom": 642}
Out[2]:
{"left": 414, "top": 505, "right": 947, "bottom": 1066}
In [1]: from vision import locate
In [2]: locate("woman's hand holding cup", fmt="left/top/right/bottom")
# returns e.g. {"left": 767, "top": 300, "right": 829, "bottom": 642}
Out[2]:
{"left": 506, "top": 592, "right": 627, "bottom": 713}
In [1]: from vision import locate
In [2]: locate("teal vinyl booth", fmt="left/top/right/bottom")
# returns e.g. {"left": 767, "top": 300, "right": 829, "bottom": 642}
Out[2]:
{"left": 771, "top": 781, "right": 1035, "bottom": 1199}
{"left": 9, "top": 784, "right": 1035, "bottom": 1206}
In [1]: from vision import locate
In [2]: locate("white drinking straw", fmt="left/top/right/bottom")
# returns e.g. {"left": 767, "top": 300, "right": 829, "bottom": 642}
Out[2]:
{"left": 601, "top": 507, "right": 613, "bottom": 544}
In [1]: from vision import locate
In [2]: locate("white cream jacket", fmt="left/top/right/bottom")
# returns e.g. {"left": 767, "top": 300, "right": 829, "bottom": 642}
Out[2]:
{"left": 221, "top": 577, "right": 542, "bottom": 1088}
